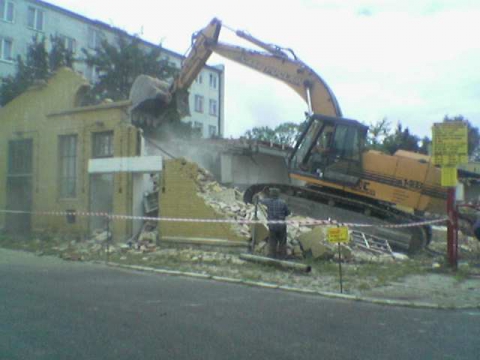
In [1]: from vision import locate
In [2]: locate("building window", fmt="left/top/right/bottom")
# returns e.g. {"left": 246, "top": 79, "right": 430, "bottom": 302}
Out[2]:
{"left": 209, "top": 74, "right": 217, "bottom": 89}
{"left": 85, "top": 65, "right": 99, "bottom": 82}
{"left": 8, "top": 139, "right": 33, "bottom": 175}
{"left": 0, "top": 0, "right": 14, "bottom": 23}
{"left": 0, "top": 37, "right": 13, "bottom": 61}
{"left": 92, "top": 131, "right": 114, "bottom": 158}
{"left": 208, "top": 125, "right": 217, "bottom": 138}
{"left": 58, "top": 34, "right": 76, "bottom": 53}
{"left": 209, "top": 99, "right": 217, "bottom": 116}
{"left": 58, "top": 135, "right": 77, "bottom": 198}
{"left": 88, "top": 27, "right": 103, "bottom": 49}
{"left": 27, "top": 6, "right": 44, "bottom": 31}
{"left": 195, "top": 74, "right": 203, "bottom": 84}
{"left": 193, "top": 121, "right": 203, "bottom": 136}
{"left": 194, "top": 95, "right": 204, "bottom": 113}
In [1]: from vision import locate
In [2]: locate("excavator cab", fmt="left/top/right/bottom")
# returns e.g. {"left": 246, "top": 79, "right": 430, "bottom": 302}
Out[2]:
{"left": 289, "top": 115, "right": 368, "bottom": 186}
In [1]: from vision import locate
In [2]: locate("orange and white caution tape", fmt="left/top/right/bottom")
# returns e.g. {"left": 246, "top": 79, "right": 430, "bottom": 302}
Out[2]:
{"left": 0, "top": 209, "right": 448, "bottom": 229}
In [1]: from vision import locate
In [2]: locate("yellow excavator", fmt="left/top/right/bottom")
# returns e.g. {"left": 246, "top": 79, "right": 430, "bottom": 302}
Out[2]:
{"left": 130, "top": 18, "right": 450, "bottom": 252}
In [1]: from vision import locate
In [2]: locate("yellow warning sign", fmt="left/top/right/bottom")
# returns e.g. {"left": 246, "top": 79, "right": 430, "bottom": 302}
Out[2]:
{"left": 327, "top": 227, "right": 350, "bottom": 243}
{"left": 432, "top": 122, "right": 468, "bottom": 166}
{"left": 441, "top": 167, "right": 458, "bottom": 187}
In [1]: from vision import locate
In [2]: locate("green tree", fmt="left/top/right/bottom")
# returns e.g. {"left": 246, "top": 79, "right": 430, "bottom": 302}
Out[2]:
{"left": 382, "top": 122, "right": 420, "bottom": 155}
{"left": 273, "top": 122, "right": 303, "bottom": 147}
{"left": 418, "top": 136, "right": 431, "bottom": 155}
{"left": 0, "top": 36, "right": 74, "bottom": 106}
{"left": 82, "top": 35, "right": 177, "bottom": 105}
{"left": 49, "top": 35, "right": 74, "bottom": 70}
{"left": 443, "top": 115, "right": 480, "bottom": 157}
{"left": 243, "top": 121, "right": 306, "bottom": 147}
{"left": 367, "top": 117, "right": 391, "bottom": 150}
{"left": 244, "top": 126, "right": 277, "bottom": 143}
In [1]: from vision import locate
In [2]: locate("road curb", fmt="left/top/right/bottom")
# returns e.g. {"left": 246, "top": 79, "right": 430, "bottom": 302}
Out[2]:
{"left": 99, "top": 261, "right": 480, "bottom": 310}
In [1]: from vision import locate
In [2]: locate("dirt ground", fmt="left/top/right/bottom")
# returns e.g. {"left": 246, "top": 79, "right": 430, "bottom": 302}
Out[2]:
{"left": 1, "top": 228, "right": 479, "bottom": 309}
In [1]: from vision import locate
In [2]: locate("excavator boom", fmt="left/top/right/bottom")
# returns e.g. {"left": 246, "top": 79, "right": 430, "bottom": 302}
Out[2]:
{"left": 128, "top": 18, "right": 450, "bottom": 253}
{"left": 130, "top": 18, "right": 342, "bottom": 124}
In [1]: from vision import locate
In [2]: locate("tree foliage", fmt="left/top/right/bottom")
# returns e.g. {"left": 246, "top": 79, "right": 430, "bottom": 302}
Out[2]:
{"left": 367, "top": 117, "right": 391, "bottom": 151}
{"left": 366, "top": 119, "right": 423, "bottom": 154}
{"left": 243, "top": 121, "right": 307, "bottom": 147}
{"left": 382, "top": 122, "right": 421, "bottom": 155}
{"left": 82, "top": 36, "right": 177, "bottom": 105}
{"left": 0, "top": 36, "right": 74, "bottom": 106}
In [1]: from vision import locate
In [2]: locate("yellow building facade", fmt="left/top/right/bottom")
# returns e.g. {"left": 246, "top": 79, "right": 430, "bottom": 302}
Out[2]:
{"left": 0, "top": 68, "right": 139, "bottom": 240}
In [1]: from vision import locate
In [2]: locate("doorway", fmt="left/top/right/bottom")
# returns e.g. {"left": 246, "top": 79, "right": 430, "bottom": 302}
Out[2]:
{"left": 6, "top": 139, "right": 33, "bottom": 233}
{"left": 89, "top": 174, "right": 114, "bottom": 233}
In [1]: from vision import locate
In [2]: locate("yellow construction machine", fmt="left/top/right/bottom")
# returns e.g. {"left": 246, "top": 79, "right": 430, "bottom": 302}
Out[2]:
{"left": 130, "top": 18, "right": 449, "bottom": 252}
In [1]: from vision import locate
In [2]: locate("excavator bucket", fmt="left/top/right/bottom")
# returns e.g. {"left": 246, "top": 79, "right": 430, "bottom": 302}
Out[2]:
{"left": 129, "top": 75, "right": 190, "bottom": 128}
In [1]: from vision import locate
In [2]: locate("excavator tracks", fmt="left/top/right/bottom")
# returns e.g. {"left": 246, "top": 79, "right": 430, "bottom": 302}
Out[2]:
{"left": 244, "top": 183, "right": 432, "bottom": 254}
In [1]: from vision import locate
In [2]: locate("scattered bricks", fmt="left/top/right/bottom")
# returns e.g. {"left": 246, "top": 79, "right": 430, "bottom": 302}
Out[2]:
{"left": 138, "top": 231, "right": 157, "bottom": 243}
{"left": 298, "top": 226, "right": 333, "bottom": 259}
{"left": 93, "top": 231, "right": 109, "bottom": 242}
{"left": 61, "top": 253, "right": 83, "bottom": 261}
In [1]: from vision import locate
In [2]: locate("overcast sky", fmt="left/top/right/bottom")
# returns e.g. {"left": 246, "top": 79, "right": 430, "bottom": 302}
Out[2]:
{"left": 48, "top": 0, "right": 480, "bottom": 138}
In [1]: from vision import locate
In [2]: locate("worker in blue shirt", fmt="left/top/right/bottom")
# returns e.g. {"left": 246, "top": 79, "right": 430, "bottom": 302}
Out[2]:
{"left": 255, "top": 188, "right": 291, "bottom": 259}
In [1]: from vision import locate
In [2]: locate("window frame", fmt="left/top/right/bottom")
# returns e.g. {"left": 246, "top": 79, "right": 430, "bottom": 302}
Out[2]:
{"left": 209, "top": 73, "right": 217, "bottom": 89}
{"left": 58, "top": 34, "right": 77, "bottom": 53}
{"left": 208, "top": 125, "right": 217, "bottom": 138}
{"left": 194, "top": 94, "right": 204, "bottom": 113}
{"left": 209, "top": 99, "right": 217, "bottom": 116}
{"left": 193, "top": 121, "right": 204, "bottom": 136}
{"left": 0, "top": 0, "right": 15, "bottom": 23}
{"left": 27, "top": 6, "right": 45, "bottom": 32}
{"left": 8, "top": 139, "right": 33, "bottom": 176}
{"left": 58, "top": 134, "right": 78, "bottom": 199}
{"left": 88, "top": 27, "right": 103, "bottom": 49}
{"left": 92, "top": 131, "right": 114, "bottom": 159}
{"left": 0, "top": 37, "right": 13, "bottom": 62}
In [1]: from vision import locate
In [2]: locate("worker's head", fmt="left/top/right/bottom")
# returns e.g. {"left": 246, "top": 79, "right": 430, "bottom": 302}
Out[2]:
{"left": 269, "top": 187, "right": 280, "bottom": 198}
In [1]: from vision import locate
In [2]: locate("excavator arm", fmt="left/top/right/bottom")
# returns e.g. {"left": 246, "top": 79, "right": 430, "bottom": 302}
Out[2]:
{"left": 129, "top": 18, "right": 342, "bottom": 126}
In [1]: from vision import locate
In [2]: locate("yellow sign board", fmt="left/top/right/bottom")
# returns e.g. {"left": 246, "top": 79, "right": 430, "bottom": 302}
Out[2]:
{"left": 441, "top": 167, "right": 458, "bottom": 187}
{"left": 432, "top": 122, "right": 468, "bottom": 166}
{"left": 327, "top": 227, "right": 350, "bottom": 243}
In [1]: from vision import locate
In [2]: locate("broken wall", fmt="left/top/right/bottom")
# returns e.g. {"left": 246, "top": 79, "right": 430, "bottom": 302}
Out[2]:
{"left": 159, "top": 159, "right": 244, "bottom": 240}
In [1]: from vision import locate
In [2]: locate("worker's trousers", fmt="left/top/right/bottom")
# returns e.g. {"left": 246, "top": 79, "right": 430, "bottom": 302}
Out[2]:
{"left": 268, "top": 224, "right": 287, "bottom": 259}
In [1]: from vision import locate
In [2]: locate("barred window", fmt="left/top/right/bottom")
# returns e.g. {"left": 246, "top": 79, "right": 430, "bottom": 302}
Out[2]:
{"left": 58, "top": 135, "right": 77, "bottom": 198}
{"left": 92, "top": 131, "right": 114, "bottom": 158}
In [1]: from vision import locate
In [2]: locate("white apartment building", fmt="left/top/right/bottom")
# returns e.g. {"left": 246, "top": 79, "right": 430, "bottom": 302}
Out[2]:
{"left": 0, "top": 0, "right": 224, "bottom": 137}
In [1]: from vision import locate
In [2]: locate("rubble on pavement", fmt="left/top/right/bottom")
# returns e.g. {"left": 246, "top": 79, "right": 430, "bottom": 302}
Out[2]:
{"left": 85, "top": 159, "right": 478, "bottom": 264}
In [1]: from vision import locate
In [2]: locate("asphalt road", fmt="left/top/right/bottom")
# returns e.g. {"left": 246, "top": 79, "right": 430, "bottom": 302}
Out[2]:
{"left": 1, "top": 248, "right": 479, "bottom": 360}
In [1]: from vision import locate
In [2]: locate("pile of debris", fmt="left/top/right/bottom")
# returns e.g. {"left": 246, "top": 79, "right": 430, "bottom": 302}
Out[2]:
{"left": 190, "top": 164, "right": 403, "bottom": 262}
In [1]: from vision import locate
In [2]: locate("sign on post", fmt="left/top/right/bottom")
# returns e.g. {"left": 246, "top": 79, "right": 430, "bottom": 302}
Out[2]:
{"left": 431, "top": 121, "right": 468, "bottom": 270}
{"left": 327, "top": 226, "right": 350, "bottom": 243}
{"left": 327, "top": 226, "right": 350, "bottom": 294}
{"left": 441, "top": 167, "right": 458, "bottom": 187}
{"left": 432, "top": 122, "right": 468, "bottom": 167}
